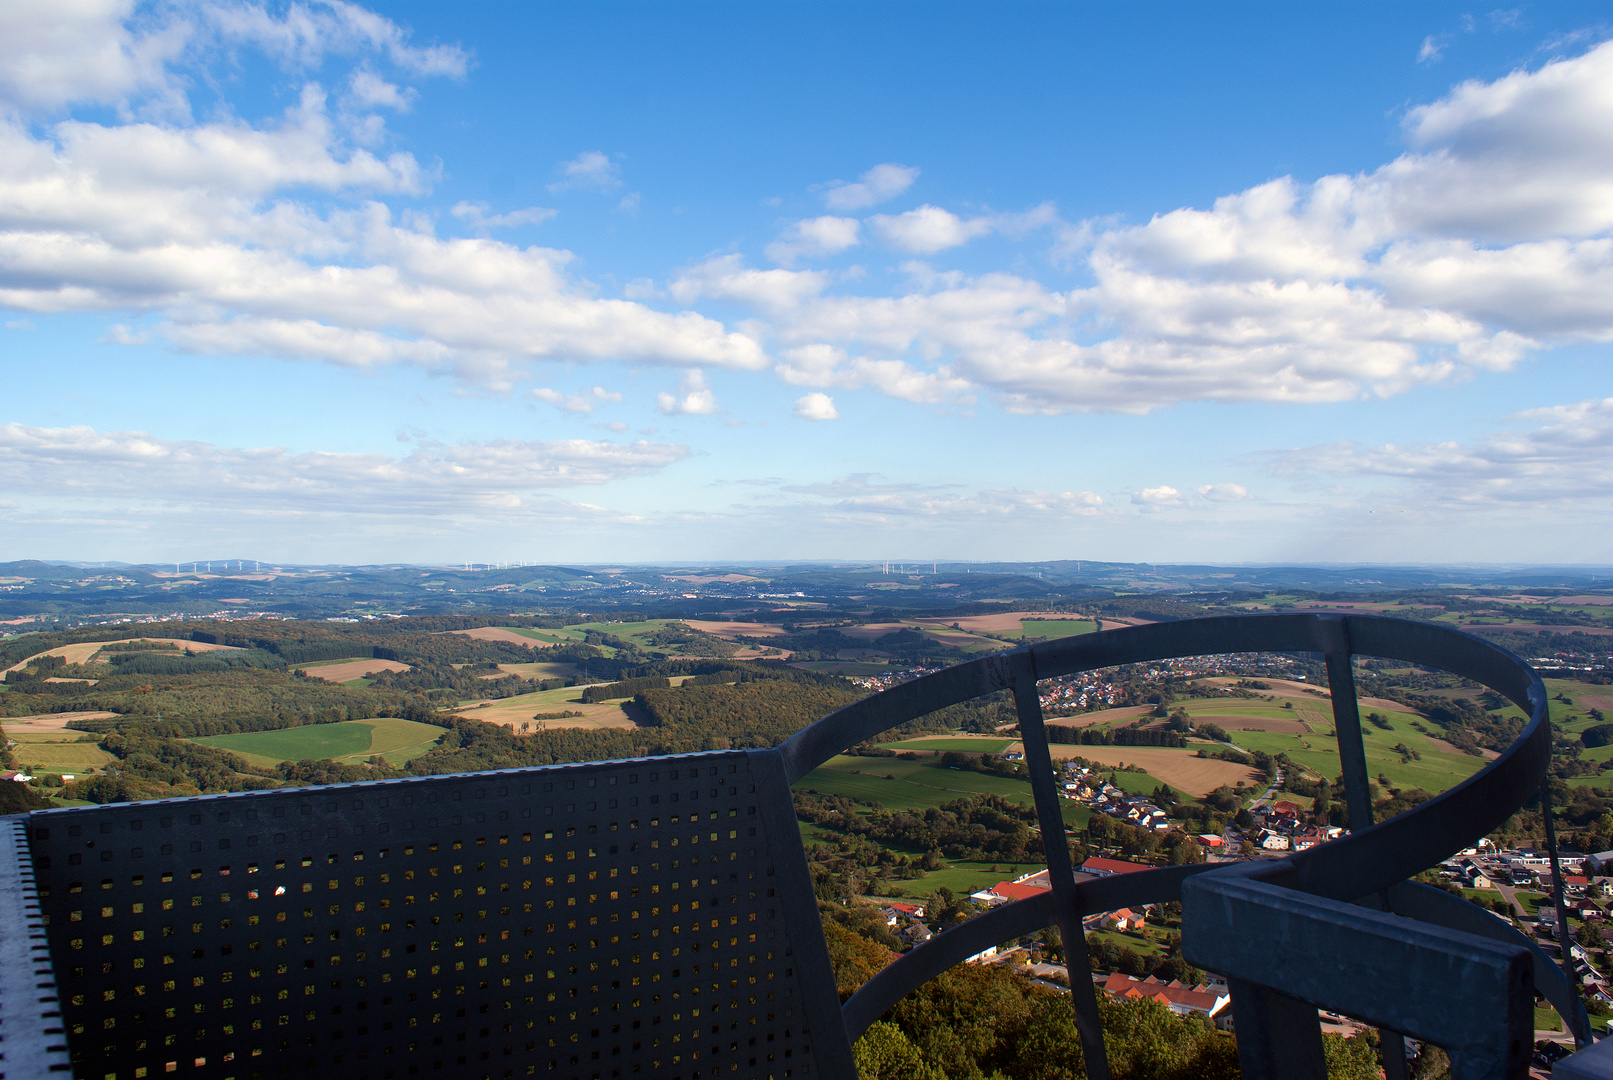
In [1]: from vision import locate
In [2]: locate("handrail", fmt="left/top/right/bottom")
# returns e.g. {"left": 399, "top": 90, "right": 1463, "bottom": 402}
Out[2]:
{"left": 784, "top": 613, "right": 1584, "bottom": 1077}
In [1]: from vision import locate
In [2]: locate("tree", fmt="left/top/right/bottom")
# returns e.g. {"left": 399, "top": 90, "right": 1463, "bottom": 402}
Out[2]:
{"left": 852, "top": 1022, "right": 945, "bottom": 1080}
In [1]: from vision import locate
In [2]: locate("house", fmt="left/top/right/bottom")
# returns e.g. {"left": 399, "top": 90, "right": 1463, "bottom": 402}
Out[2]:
{"left": 1099, "top": 972, "right": 1231, "bottom": 1020}
{"left": 1591, "top": 879, "right": 1613, "bottom": 902}
{"left": 1259, "top": 831, "right": 1291, "bottom": 851}
{"left": 1292, "top": 829, "right": 1329, "bottom": 851}
{"left": 1197, "top": 834, "right": 1223, "bottom": 848}
{"left": 900, "top": 922, "right": 934, "bottom": 947}
{"left": 964, "top": 942, "right": 998, "bottom": 963}
{"left": 0, "top": 770, "right": 33, "bottom": 783}
{"left": 1103, "top": 908, "right": 1145, "bottom": 932}
{"left": 1001, "top": 751, "right": 1025, "bottom": 761}
{"left": 886, "top": 900, "right": 926, "bottom": 919}
{"left": 1080, "top": 856, "right": 1148, "bottom": 878}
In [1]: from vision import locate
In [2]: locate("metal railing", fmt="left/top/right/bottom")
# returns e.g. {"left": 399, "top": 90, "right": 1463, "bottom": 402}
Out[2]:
{"left": 787, "top": 613, "right": 1587, "bottom": 1079}
{"left": 9, "top": 613, "right": 1591, "bottom": 1079}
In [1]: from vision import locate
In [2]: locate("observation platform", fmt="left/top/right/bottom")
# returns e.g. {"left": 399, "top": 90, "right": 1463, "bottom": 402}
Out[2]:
{"left": 0, "top": 614, "right": 1605, "bottom": 1080}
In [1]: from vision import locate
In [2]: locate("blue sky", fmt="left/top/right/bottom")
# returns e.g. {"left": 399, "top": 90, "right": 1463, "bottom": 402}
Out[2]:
{"left": 3, "top": 1, "right": 1613, "bottom": 566}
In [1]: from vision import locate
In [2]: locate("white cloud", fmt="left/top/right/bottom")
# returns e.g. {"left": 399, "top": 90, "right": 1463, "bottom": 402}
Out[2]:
{"left": 690, "top": 40, "right": 1613, "bottom": 414}
{"left": 206, "top": 1, "right": 469, "bottom": 78}
{"left": 792, "top": 392, "right": 838, "bottom": 421}
{"left": 764, "top": 216, "right": 861, "bottom": 265}
{"left": 530, "top": 386, "right": 622, "bottom": 414}
{"left": 822, "top": 163, "right": 919, "bottom": 211}
{"left": 0, "top": 0, "right": 468, "bottom": 117}
{"left": 1131, "top": 486, "right": 1184, "bottom": 512}
{"left": 450, "top": 201, "right": 558, "bottom": 231}
{"left": 657, "top": 370, "right": 718, "bottom": 415}
{"left": 0, "top": 423, "right": 687, "bottom": 513}
{"left": 0, "top": 85, "right": 765, "bottom": 387}
{"left": 1270, "top": 396, "right": 1613, "bottom": 507}
{"left": 549, "top": 150, "right": 621, "bottom": 192}
{"left": 1418, "top": 36, "right": 1445, "bottom": 64}
{"left": 0, "top": 0, "right": 190, "bottom": 112}
{"left": 348, "top": 69, "right": 413, "bottom": 110}
{"left": 1196, "top": 483, "right": 1251, "bottom": 502}
{"left": 777, "top": 474, "right": 1106, "bottom": 520}
{"left": 868, "top": 205, "right": 996, "bottom": 254}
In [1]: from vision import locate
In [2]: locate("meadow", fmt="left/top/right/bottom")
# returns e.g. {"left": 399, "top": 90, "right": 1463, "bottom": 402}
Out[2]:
{"left": 9, "top": 731, "right": 114, "bottom": 775}
{"left": 190, "top": 717, "right": 445, "bottom": 768}
{"left": 795, "top": 754, "right": 1098, "bottom": 827}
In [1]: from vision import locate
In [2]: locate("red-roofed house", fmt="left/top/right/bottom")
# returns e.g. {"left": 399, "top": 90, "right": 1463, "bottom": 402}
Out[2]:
{"left": 987, "top": 879, "right": 1049, "bottom": 903}
{"left": 886, "top": 901, "right": 926, "bottom": 918}
{"left": 1102, "top": 908, "right": 1145, "bottom": 932}
{"left": 1081, "top": 856, "right": 1147, "bottom": 878}
{"left": 1100, "top": 972, "right": 1230, "bottom": 1020}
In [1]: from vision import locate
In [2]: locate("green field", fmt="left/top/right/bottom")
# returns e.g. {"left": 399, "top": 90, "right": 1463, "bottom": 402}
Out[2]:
{"left": 1223, "top": 711, "right": 1488, "bottom": 794}
{"left": 191, "top": 718, "right": 445, "bottom": 768}
{"left": 796, "top": 754, "right": 1099, "bottom": 826}
{"left": 1008, "top": 619, "right": 1099, "bottom": 640}
{"left": 9, "top": 736, "right": 114, "bottom": 774}
{"left": 881, "top": 737, "right": 1014, "bottom": 753}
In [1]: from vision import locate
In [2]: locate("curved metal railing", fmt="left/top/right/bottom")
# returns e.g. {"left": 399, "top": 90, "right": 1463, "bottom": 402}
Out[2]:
{"left": 781, "top": 613, "right": 1585, "bottom": 1079}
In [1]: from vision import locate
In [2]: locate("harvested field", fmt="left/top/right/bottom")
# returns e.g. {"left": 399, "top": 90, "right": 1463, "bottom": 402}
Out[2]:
{"left": 1557, "top": 596, "right": 1613, "bottom": 606}
{"left": 0, "top": 712, "right": 118, "bottom": 731}
{"left": 1035, "top": 744, "right": 1262, "bottom": 795}
{"left": 5, "top": 637, "right": 241, "bottom": 673}
{"left": 454, "top": 689, "right": 639, "bottom": 733}
{"left": 45, "top": 677, "right": 98, "bottom": 685}
{"left": 494, "top": 662, "right": 585, "bottom": 680}
{"left": 296, "top": 658, "right": 412, "bottom": 683}
{"left": 443, "top": 626, "right": 551, "bottom": 647}
{"left": 1045, "top": 706, "right": 1154, "bottom": 729}
{"left": 684, "top": 620, "right": 787, "bottom": 638}
{"left": 945, "top": 611, "right": 1055, "bottom": 634}
{"left": 731, "top": 646, "right": 793, "bottom": 659}
{"left": 1580, "top": 695, "right": 1613, "bottom": 713}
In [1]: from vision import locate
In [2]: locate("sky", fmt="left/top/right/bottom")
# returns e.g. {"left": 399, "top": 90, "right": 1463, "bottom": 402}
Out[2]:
{"left": 3, "top": 1, "right": 1613, "bottom": 567}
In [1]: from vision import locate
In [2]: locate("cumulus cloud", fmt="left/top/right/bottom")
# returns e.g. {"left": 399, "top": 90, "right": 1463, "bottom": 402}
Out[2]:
{"left": 792, "top": 392, "right": 838, "bottom": 421}
{"left": 450, "top": 201, "right": 558, "bottom": 231}
{"left": 1196, "top": 483, "right": 1251, "bottom": 502}
{"left": 764, "top": 216, "right": 860, "bottom": 265}
{"left": 821, "top": 163, "right": 919, "bottom": 211}
{"left": 348, "top": 69, "right": 413, "bottom": 110}
{"left": 657, "top": 370, "right": 718, "bottom": 415}
{"left": 549, "top": 150, "right": 622, "bottom": 192}
{"left": 687, "top": 41, "right": 1613, "bottom": 414}
{"left": 1131, "top": 486, "right": 1184, "bottom": 512}
{"left": 0, "top": 74, "right": 765, "bottom": 388}
{"left": 530, "top": 386, "right": 622, "bottom": 414}
{"left": 0, "top": 423, "right": 687, "bottom": 513}
{"left": 868, "top": 205, "right": 996, "bottom": 254}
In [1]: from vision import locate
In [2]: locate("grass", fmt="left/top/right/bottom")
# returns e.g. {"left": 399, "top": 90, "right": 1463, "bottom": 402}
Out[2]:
{"left": 880, "top": 737, "right": 1014, "bottom": 753}
{"left": 1006, "top": 618, "right": 1099, "bottom": 640}
{"left": 1537, "top": 1003, "right": 1564, "bottom": 1032}
{"left": 191, "top": 718, "right": 445, "bottom": 768}
{"left": 1222, "top": 705, "right": 1489, "bottom": 795}
{"left": 795, "top": 755, "right": 1097, "bottom": 827}
{"left": 11, "top": 740, "right": 113, "bottom": 773}
{"left": 899, "top": 861, "right": 1043, "bottom": 897}
{"left": 294, "top": 656, "right": 376, "bottom": 669}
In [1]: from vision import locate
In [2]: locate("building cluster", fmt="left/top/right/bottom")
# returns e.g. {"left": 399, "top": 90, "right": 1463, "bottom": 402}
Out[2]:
{"left": 1035, "top": 653, "right": 1315, "bottom": 715}
{"left": 849, "top": 665, "right": 947, "bottom": 691}
{"left": 1244, "top": 798, "right": 1343, "bottom": 852}
{"left": 1058, "top": 763, "right": 1224, "bottom": 849}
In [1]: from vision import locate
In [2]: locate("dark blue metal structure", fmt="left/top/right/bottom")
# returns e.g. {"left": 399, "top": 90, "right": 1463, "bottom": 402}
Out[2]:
{"left": 5, "top": 614, "right": 1598, "bottom": 1080}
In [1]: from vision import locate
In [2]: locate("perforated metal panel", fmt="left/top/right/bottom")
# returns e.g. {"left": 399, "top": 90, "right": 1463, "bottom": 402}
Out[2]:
{"left": 28, "top": 749, "right": 848, "bottom": 1080}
